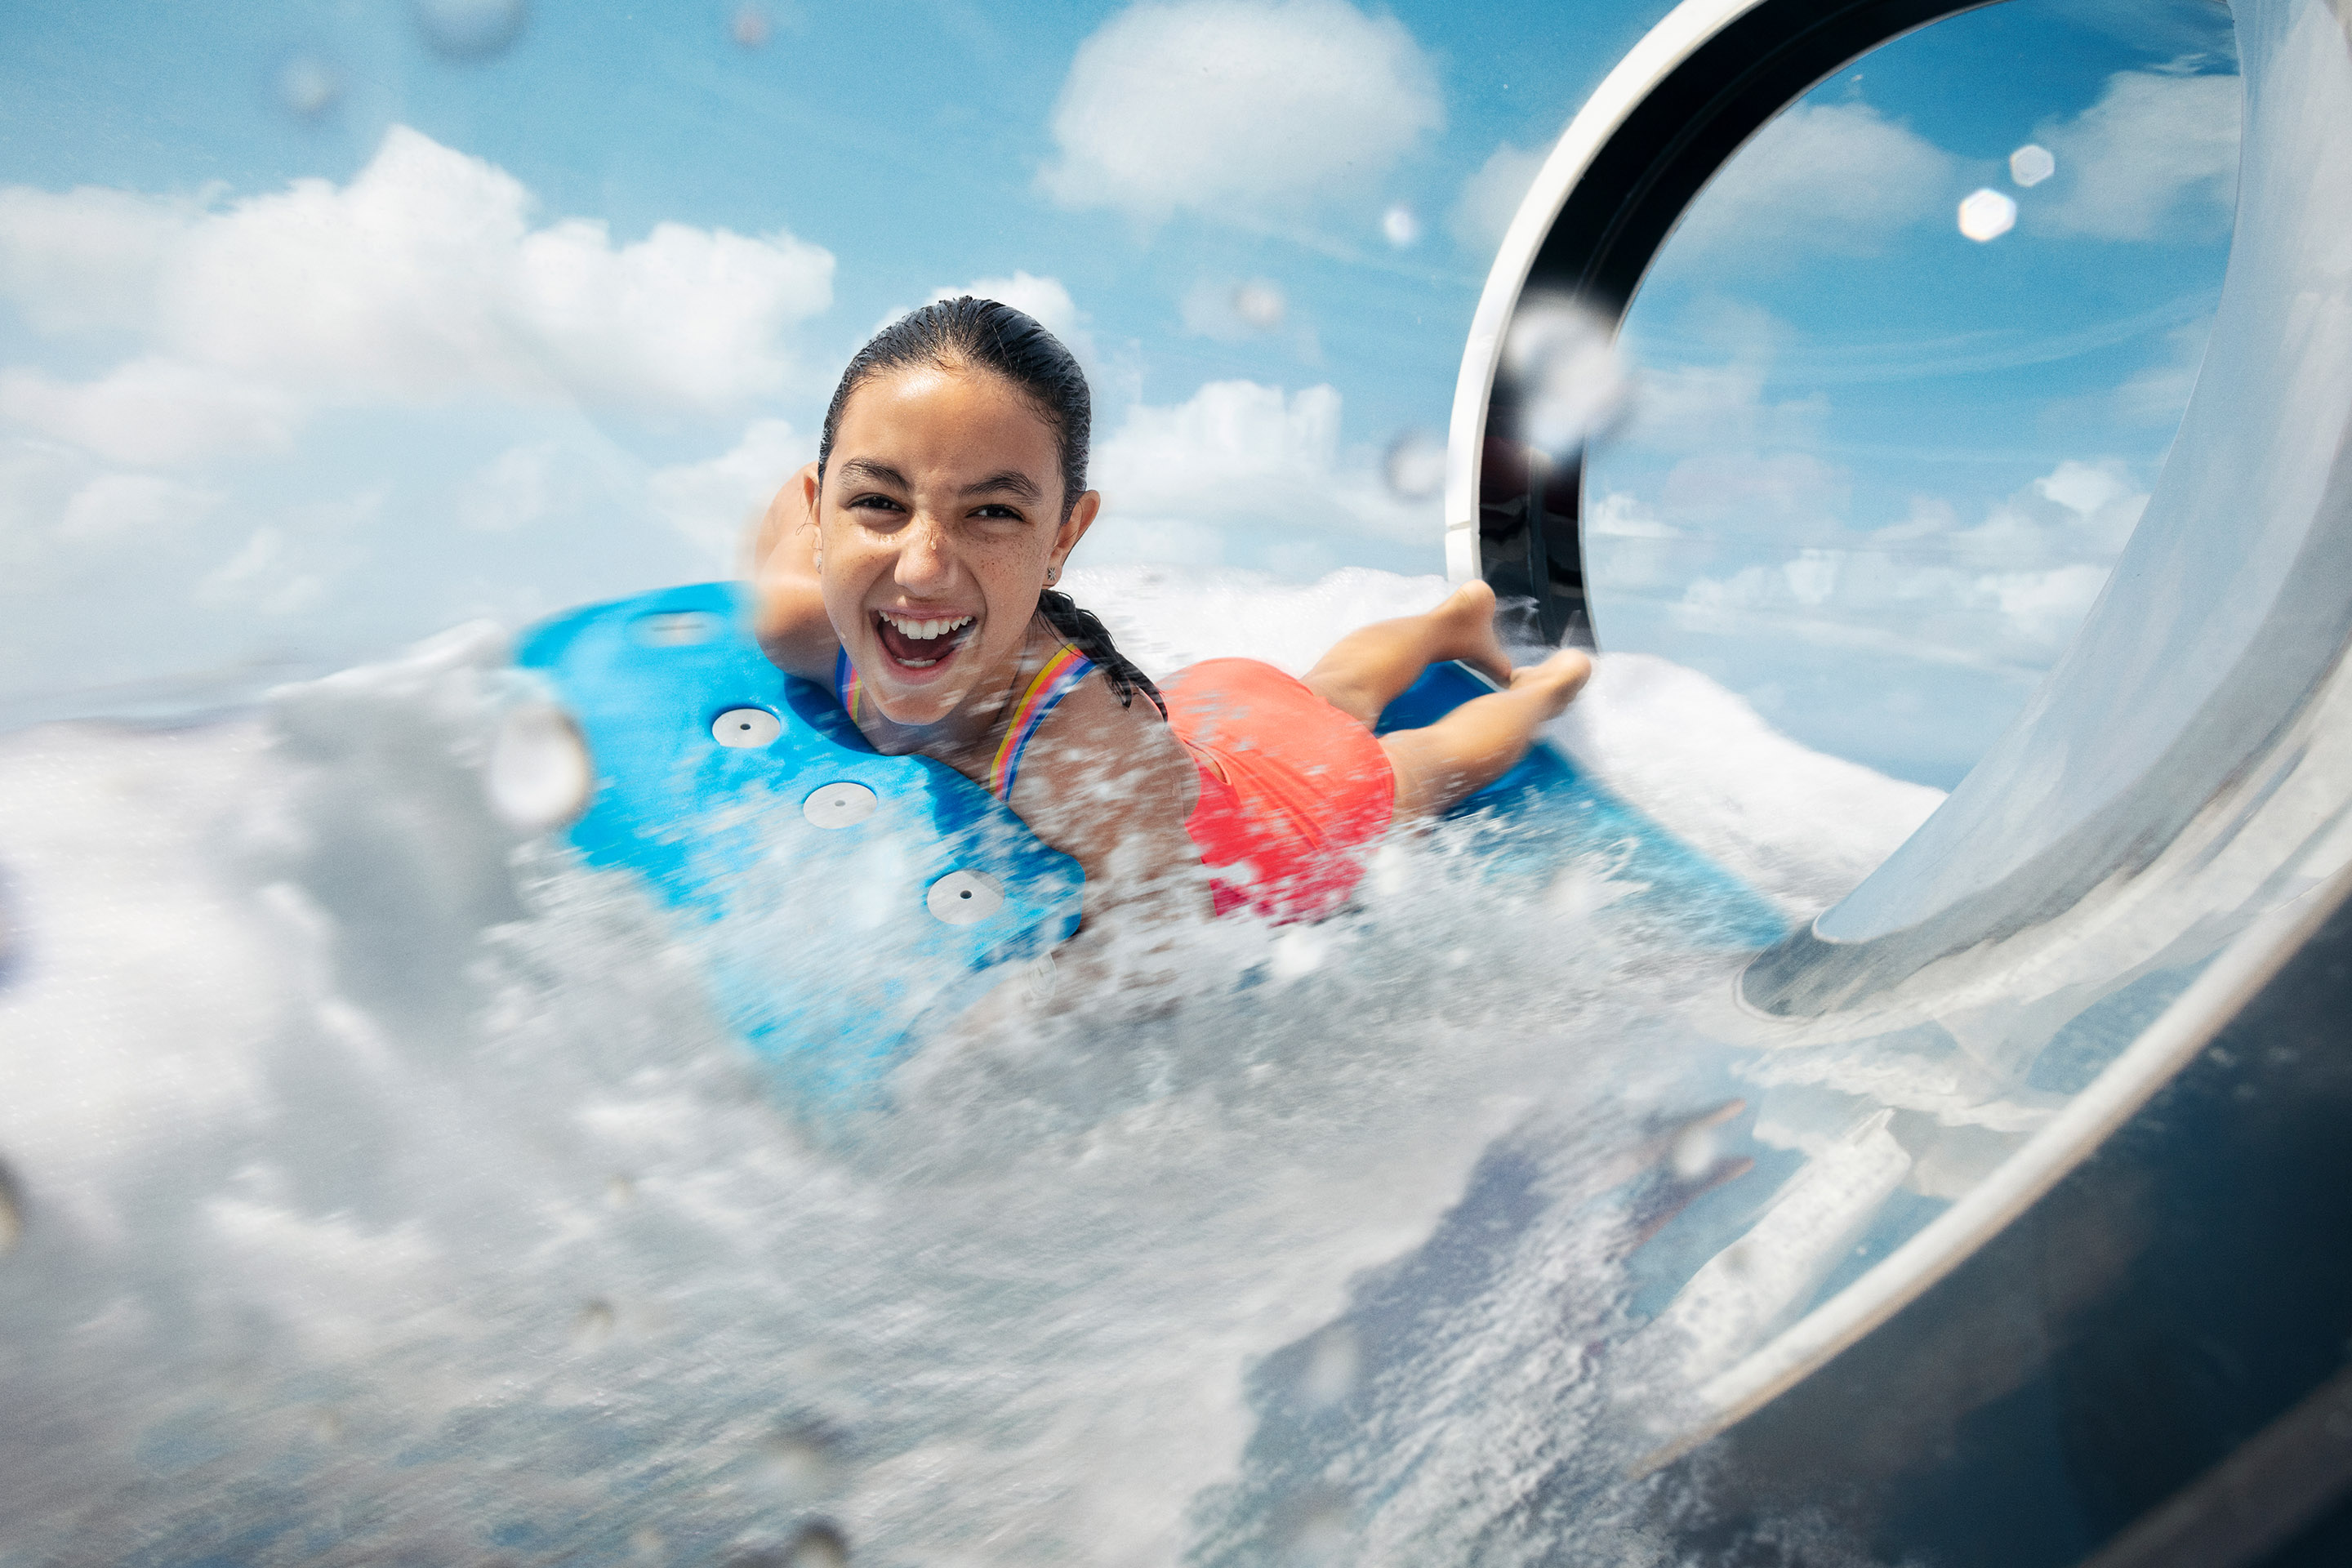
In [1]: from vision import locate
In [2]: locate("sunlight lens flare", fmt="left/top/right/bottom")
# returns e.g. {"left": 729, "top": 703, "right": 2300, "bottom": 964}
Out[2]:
{"left": 1381, "top": 203, "right": 1422, "bottom": 247}
{"left": 1958, "top": 186, "right": 2018, "bottom": 242}
{"left": 2009, "top": 142, "right": 2056, "bottom": 187}
{"left": 1501, "top": 294, "right": 1631, "bottom": 459}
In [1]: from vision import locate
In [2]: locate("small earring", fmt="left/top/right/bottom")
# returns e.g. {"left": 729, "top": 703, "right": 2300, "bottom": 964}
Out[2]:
{"left": 1046, "top": 565, "right": 1060, "bottom": 585}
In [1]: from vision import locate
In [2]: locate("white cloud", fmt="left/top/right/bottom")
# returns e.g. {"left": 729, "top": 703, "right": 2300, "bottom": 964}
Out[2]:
{"left": 0, "top": 359, "right": 299, "bottom": 466}
{"left": 59, "top": 471, "right": 220, "bottom": 541}
{"left": 1668, "top": 458, "right": 2148, "bottom": 670}
{"left": 1040, "top": 0, "right": 1442, "bottom": 225}
{"left": 1086, "top": 380, "right": 1432, "bottom": 574}
{"left": 1584, "top": 490, "right": 1700, "bottom": 596}
{"left": 1670, "top": 101, "right": 1957, "bottom": 258}
{"left": 1450, "top": 141, "right": 1546, "bottom": 255}
{"left": 458, "top": 441, "right": 588, "bottom": 534}
{"left": 0, "top": 183, "right": 191, "bottom": 335}
{"left": 2032, "top": 70, "right": 2240, "bottom": 241}
{"left": 1659, "top": 450, "right": 1847, "bottom": 523}
{"left": 648, "top": 417, "right": 812, "bottom": 569}
{"left": 196, "top": 525, "right": 325, "bottom": 616}
{"left": 0, "top": 125, "right": 835, "bottom": 455}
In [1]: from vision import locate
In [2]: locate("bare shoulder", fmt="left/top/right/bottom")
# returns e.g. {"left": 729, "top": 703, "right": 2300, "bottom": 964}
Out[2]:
{"left": 1004, "top": 668, "right": 1199, "bottom": 866}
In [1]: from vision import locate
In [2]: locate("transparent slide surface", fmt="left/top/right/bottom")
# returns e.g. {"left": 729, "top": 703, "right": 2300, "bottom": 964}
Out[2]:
{"left": 1454, "top": 0, "right": 2352, "bottom": 1558}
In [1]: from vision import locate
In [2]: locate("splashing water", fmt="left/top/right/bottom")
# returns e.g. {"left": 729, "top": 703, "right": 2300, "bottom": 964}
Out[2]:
{"left": 0, "top": 568, "right": 1934, "bottom": 1564}
{"left": 1500, "top": 296, "right": 1632, "bottom": 460}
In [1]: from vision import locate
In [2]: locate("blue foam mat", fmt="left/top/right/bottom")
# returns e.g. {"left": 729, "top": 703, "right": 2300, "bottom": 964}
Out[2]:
{"left": 516, "top": 584, "right": 1787, "bottom": 1107}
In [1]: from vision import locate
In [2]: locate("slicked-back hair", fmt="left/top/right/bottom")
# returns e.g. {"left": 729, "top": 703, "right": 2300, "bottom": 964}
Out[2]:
{"left": 817, "top": 296, "right": 1162, "bottom": 715}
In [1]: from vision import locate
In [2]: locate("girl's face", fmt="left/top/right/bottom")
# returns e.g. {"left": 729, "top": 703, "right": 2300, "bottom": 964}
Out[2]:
{"left": 817, "top": 363, "right": 1098, "bottom": 728}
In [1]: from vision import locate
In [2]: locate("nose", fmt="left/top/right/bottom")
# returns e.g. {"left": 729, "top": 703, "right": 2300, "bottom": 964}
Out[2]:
{"left": 893, "top": 515, "right": 955, "bottom": 595}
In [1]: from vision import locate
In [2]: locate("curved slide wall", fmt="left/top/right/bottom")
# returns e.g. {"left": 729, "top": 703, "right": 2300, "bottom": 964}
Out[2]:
{"left": 1451, "top": 0, "right": 2352, "bottom": 1558}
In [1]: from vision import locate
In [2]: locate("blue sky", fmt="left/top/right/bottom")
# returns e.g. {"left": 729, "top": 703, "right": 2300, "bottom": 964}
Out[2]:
{"left": 0, "top": 0, "right": 2238, "bottom": 783}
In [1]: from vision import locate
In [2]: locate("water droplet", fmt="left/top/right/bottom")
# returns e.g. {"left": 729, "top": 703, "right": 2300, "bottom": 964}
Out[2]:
{"left": 731, "top": 3, "right": 771, "bottom": 47}
{"left": 1500, "top": 295, "right": 1629, "bottom": 459}
{"left": 1232, "top": 279, "right": 1286, "bottom": 332}
{"left": 0, "top": 1159, "right": 23, "bottom": 1255}
{"left": 1380, "top": 203, "right": 1420, "bottom": 247}
{"left": 572, "top": 1299, "right": 617, "bottom": 1347}
{"left": 1382, "top": 430, "right": 1446, "bottom": 501}
{"left": 1669, "top": 1124, "right": 1717, "bottom": 1180}
{"left": 1271, "top": 1486, "right": 1351, "bottom": 1565}
{"left": 1958, "top": 187, "right": 2017, "bottom": 243}
{"left": 488, "top": 701, "right": 593, "bottom": 829}
{"left": 412, "top": 0, "right": 529, "bottom": 60}
{"left": 782, "top": 1523, "right": 849, "bottom": 1568}
{"left": 2009, "top": 143, "right": 2056, "bottom": 188}
{"left": 759, "top": 1423, "right": 844, "bottom": 1502}
{"left": 1268, "top": 929, "right": 1327, "bottom": 982}
{"left": 277, "top": 55, "right": 341, "bottom": 119}
{"left": 1297, "top": 1325, "right": 1361, "bottom": 1409}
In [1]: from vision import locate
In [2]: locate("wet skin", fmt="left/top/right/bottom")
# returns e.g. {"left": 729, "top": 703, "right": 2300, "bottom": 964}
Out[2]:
{"left": 751, "top": 364, "right": 1212, "bottom": 960}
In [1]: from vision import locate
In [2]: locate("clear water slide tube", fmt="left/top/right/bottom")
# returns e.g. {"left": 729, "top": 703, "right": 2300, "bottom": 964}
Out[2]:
{"left": 1455, "top": 0, "right": 2352, "bottom": 1559}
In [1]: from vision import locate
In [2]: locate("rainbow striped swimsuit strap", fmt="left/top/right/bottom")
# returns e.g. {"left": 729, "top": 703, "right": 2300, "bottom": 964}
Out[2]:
{"left": 834, "top": 647, "right": 862, "bottom": 722}
{"left": 987, "top": 645, "right": 1094, "bottom": 800}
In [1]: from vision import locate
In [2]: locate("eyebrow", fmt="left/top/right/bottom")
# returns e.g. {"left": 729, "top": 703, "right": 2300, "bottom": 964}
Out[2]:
{"left": 961, "top": 470, "right": 1044, "bottom": 502}
{"left": 835, "top": 458, "right": 910, "bottom": 490}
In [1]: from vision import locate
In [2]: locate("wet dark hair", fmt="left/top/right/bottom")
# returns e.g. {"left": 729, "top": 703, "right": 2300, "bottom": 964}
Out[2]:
{"left": 816, "top": 296, "right": 1162, "bottom": 715}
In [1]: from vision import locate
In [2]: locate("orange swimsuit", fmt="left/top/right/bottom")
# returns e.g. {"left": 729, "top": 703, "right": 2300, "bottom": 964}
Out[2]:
{"left": 840, "top": 648, "right": 1396, "bottom": 923}
{"left": 1158, "top": 659, "right": 1396, "bottom": 923}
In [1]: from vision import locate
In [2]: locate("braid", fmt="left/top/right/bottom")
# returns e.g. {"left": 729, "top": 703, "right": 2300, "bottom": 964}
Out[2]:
{"left": 1037, "top": 590, "right": 1165, "bottom": 718}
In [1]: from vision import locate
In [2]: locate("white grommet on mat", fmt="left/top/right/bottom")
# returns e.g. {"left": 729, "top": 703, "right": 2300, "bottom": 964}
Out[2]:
{"left": 926, "top": 869, "right": 1004, "bottom": 924}
{"left": 803, "top": 782, "right": 878, "bottom": 828}
{"left": 712, "top": 707, "right": 781, "bottom": 748}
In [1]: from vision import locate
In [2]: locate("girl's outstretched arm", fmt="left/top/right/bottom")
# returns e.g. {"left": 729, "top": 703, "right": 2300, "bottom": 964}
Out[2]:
{"left": 750, "top": 462, "right": 840, "bottom": 683}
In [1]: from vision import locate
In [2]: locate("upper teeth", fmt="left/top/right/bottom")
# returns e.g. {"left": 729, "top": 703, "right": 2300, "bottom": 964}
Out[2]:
{"left": 885, "top": 614, "right": 973, "bottom": 640}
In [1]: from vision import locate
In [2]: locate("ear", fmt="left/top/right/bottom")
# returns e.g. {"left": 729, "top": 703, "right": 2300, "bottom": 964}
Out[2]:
{"left": 751, "top": 461, "right": 823, "bottom": 569}
{"left": 1049, "top": 489, "right": 1101, "bottom": 575}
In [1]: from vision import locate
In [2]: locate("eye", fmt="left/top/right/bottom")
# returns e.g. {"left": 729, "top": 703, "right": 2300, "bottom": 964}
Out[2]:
{"left": 847, "top": 492, "right": 906, "bottom": 518}
{"left": 972, "top": 503, "right": 1027, "bottom": 522}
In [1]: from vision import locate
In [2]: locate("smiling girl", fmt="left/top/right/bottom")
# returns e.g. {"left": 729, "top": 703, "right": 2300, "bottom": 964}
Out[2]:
{"left": 751, "top": 297, "right": 1590, "bottom": 979}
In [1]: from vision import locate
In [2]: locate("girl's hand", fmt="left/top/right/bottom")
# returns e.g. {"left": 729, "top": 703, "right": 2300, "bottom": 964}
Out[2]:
{"left": 750, "top": 462, "right": 840, "bottom": 682}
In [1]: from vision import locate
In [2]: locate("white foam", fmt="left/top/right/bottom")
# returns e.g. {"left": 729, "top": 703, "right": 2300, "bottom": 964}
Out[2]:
{"left": 0, "top": 566, "right": 1940, "bottom": 1562}
{"left": 1551, "top": 651, "right": 1945, "bottom": 919}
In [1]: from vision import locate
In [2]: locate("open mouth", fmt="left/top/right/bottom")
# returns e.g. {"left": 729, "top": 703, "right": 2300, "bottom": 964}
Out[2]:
{"left": 872, "top": 610, "right": 978, "bottom": 672}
